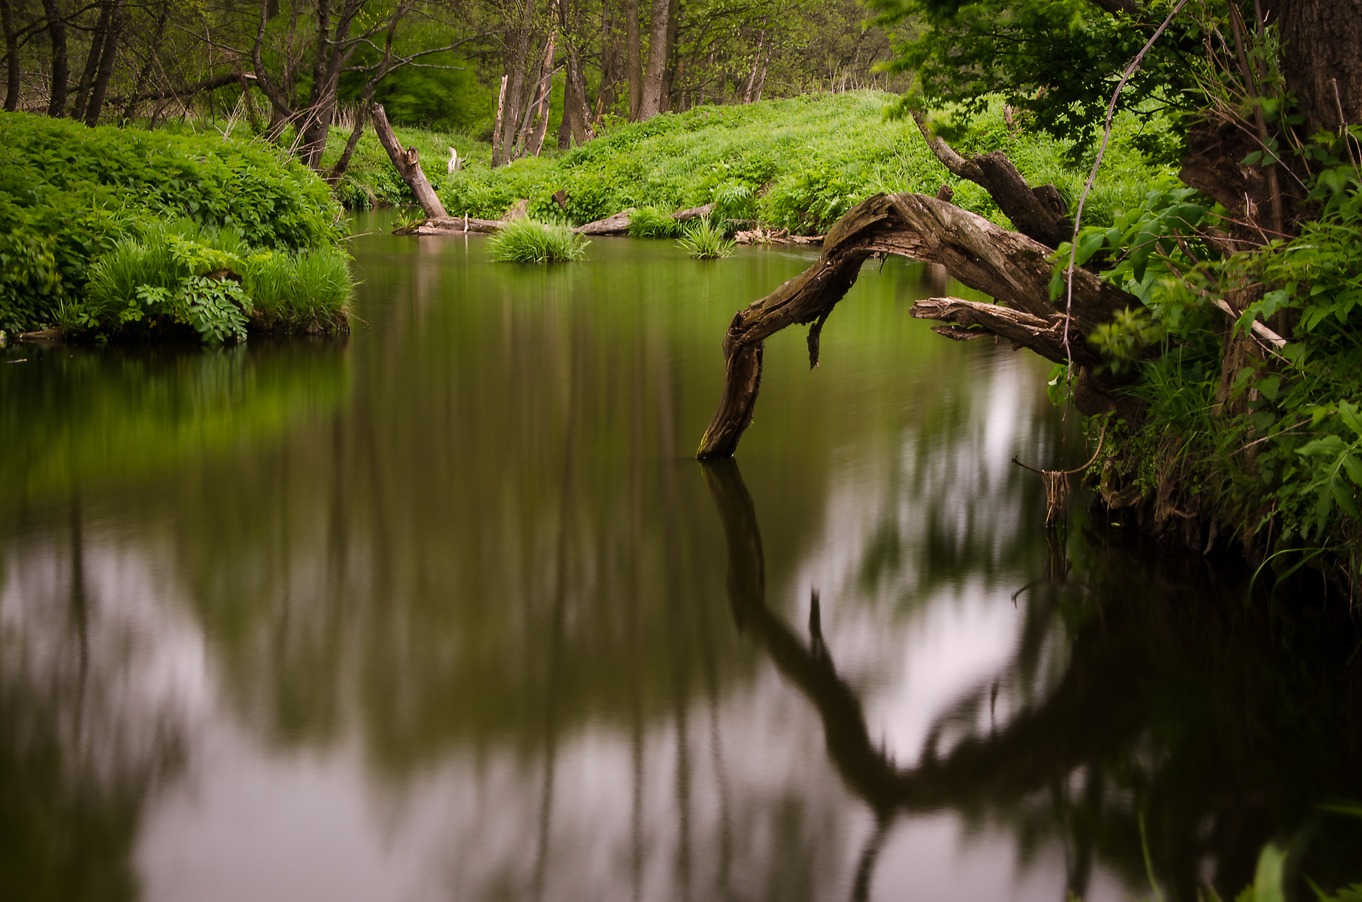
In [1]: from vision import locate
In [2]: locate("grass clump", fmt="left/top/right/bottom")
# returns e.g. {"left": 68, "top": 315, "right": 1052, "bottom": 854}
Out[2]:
{"left": 487, "top": 218, "right": 588, "bottom": 264}
{"left": 65, "top": 218, "right": 351, "bottom": 344}
{"left": 677, "top": 218, "right": 736, "bottom": 259}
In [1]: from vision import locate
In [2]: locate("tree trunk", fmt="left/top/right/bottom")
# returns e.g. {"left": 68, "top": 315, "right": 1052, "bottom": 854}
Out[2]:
{"left": 70, "top": 0, "right": 114, "bottom": 121}
{"left": 82, "top": 0, "right": 126, "bottom": 125}
{"left": 493, "top": 1, "right": 536, "bottom": 166}
{"left": 625, "top": 0, "right": 641, "bottom": 118}
{"left": 492, "top": 74, "right": 509, "bottom": 165}
{"left": 371, "top": 103, "right": 448, "bottom": 219}
{"left": 41, "top": 0, "right": 67, "bottom": 116}
{"left": 696, "top": 193, "right": 1134, "bottom": 458}
{"left": 742, "top": 24, "right": 766, "bottom": 104}
{"left": 1270, "top": 0, "right": 1362, "bottom": 135}
{"left": 556, "top": 0, "right": 593, "bottom": 149}
{"left": 637, "top": 0, "right": 675, "bottom": 120}
{"left": 329, "top": 6, "right": 401, "bottom": 183}
{"left": 118, "top": 0, "right": 169, "bottom": 121}
{"left": 2, "top": 0, "right": 21, "bottom": 111}
{"left": 524, "top": 2, "right": 557, "bottom": 157}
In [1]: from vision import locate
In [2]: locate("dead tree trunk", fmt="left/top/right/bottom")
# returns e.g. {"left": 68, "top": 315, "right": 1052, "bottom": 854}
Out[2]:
{"left": 695, "top": 193, "right": 1136, "bottom": 459}
{"left": 371, "top": 103, "right": 447, "bottom": 219}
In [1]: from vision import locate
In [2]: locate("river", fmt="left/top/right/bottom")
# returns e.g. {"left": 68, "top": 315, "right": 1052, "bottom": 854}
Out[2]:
{"left": 2, "top": 211, "right": 1360, "bottom": 901}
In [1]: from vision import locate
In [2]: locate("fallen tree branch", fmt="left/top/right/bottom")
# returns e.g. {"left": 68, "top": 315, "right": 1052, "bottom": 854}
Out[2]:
{"left": 910, "top": 109, "right": 1072, "bottom": 248}
{"left": 574, "top": 202, "right": 715, "bottom": 235}
{"left": 695, "top": 192, "right": 1137, "bottom": 459}
{"left": 407, "top": 216, "right": 503, "bottom": 235}
{"left": 371, "top": 103, "right": 447, "bottom": 219}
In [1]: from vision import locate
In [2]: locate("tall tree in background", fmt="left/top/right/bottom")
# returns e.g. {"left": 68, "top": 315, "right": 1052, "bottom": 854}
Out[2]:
{"left": 635, "top": 0, "right": 675, "bottom": 118}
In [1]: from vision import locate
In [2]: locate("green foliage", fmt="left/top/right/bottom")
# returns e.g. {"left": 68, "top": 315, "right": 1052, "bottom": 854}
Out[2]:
{"left": 68, "top": 219, "right": 349, "bottom": 344}
{"left": 0, "top": 111, "right": 349, "bottom": 341}
{"left": 343, "top": 52, "right": 492, "bottom": 135}
{"left": 487, "top": 218, "right": 588, "bottom": 264}
{"left": 242, "top": 247, "right": 353, "bottom": 331}
{"left": 436, "top": 91, "right": 1163, "bottom": 237}
{"left": 676, "top": 218, "right": 736, "bottom": 259}
{"left": 868, "top": 0, "right": 1207, "bottom": 155}
{"left": 1074, "top": 130, "right": 1362, "bottom": 593}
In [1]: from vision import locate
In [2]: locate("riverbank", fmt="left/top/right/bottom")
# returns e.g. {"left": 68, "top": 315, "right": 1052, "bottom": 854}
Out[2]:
{"left": 336, "top": 91, "right": 1168, "bottom": 237}
{"left": 0, "top": 112, "right": 352, "bottom": 344}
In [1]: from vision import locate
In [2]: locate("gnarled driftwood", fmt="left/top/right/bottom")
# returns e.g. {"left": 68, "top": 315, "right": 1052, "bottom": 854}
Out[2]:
{"left": 695, "top": 192, "right": 1136, "bottom": 459}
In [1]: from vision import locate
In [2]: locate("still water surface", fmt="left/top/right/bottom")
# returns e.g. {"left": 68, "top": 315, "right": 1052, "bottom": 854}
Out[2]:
{"left": 3, "top": 212, "right": 1361, "bottom": 901}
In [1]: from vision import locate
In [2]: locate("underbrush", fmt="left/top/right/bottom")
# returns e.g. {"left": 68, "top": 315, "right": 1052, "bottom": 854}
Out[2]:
{"left": 435, "top": 91, "right": 1168, "bottom": 236}
{"left": 1073, "top": 137, "right": 1362, "bottom": 599}
{"left": 0, "top": 111, "right": 350, "bottom": 341}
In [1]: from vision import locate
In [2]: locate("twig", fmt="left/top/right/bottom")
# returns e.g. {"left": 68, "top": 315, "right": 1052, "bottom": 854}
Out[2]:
{"left": 1064, "top": 0, "right": 1191, "bottom": 369}
{"left": 1013, "top": 419, "right": 1109, "bottom": 478}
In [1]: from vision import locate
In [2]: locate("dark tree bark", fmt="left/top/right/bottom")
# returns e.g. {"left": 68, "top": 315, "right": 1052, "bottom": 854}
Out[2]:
{"left": 636, "top": 0, "right": 675, "bottom": 120}
{"left": 1268, "top": 0, "right": 1362, "bottom": 136}
{"left": 298, "top": 0, "right": 366, "bottom": 171}
{"left": 70, "top": 0, "right": 112, "bottom": 121}
{"left": 41, "top": 0, "right": 67, "bottom": 116}
{"left": 910, "top": 109, "right": 1072, "bottom": 248}
{"left": 696, "top": 193, "right": 1134, "bottom": 458}
{"left": 522, "top": 0, "right": 557, "bottom": 157}
{"left": 1, "top": 0, "right": 21, "bottom": 111}
{"left": 625, "top": 0, "right": 641, "bottom": 118}
{"left": 492, "top": 0, "right": 537, "bottom": 166}
{"left": 556, "top": 0, "right": 593, "bottom": 149}
{"left": 82, "top": 0, "right": 125, "bottom": 125}
{"left": 328, "top": 5, "right": 402, "bottom": 182}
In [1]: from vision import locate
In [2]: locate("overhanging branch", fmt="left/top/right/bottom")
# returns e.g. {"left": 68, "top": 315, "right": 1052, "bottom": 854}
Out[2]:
{"left": 696, "top": 192, "right": 1136, "bottom": 459}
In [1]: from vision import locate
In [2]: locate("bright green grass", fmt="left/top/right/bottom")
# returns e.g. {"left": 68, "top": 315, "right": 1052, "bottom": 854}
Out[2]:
{"left": 487, "top": 218, "right": 589, "bottom": 264}
{"left": 677, "top": 218, "right": 736, "bottom": 259}
{"left": 627, "top": 206, "right": 685, "bottom": 238}
{"left": 435, "top": 91, "right": 1173, "bottom": 236}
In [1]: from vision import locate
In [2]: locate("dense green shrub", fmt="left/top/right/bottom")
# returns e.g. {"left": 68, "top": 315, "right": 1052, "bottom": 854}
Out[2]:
{"left": 59, "top": 218, "right": 350, "bottom": 343}
{"left": 0, "top": 111, "right": 349, "bottom": 340}
{"left": 1066, "top": 133, "right": 1362, "bottom": 593}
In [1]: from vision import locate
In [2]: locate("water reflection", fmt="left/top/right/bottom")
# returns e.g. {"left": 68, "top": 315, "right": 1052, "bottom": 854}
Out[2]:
{"left": 2, "top": 226, "right": 1360, "bottom": 901}
{"left": 0, "top": 498, "right": 186, "bottom": 902}
{"left": 703, "top": 457, "right": 1362, "bottom": 900}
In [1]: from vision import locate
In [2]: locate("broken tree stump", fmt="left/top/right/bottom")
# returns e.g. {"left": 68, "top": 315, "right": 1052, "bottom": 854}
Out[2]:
{"left": 371, "top": 103, "right": 447, "bottom": 220}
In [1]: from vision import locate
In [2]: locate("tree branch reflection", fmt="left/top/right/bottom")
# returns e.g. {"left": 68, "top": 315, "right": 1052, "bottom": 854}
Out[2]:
{"left": 700, "top": 458, "right": 1362, "bottom": 901}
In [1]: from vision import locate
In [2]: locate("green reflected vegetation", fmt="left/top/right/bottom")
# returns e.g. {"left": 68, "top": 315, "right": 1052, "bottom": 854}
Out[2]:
{"left": 0, "top": 340, "right": 350, "bottom": 505}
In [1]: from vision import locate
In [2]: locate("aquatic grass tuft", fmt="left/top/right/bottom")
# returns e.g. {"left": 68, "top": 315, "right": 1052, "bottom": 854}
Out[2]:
{"left": 242, "top": 246, "right": 353, "bottom": 331}
{"left": 487, "top": 218, "right": 589, "bottom": 264}
{"left": 677, "top": 218, "right": 736, "bottom": 259}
